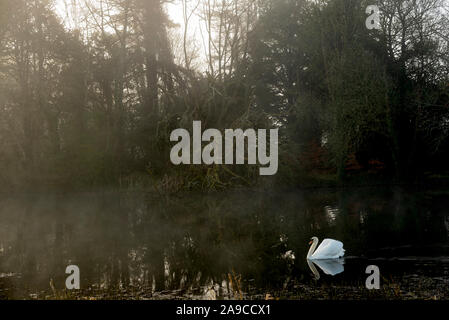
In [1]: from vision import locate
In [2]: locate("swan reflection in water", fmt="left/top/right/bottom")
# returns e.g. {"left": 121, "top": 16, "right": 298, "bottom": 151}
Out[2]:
{"left": 306, "top": 236, "right": 345, "bottom": 280}
{"left": 307, "top": 258, "right": 345, "bottom": 280}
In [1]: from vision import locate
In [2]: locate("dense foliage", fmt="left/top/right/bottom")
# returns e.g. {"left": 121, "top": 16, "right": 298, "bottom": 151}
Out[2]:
{"left": 0, "top": 0, "right": 448, "bottom": 192}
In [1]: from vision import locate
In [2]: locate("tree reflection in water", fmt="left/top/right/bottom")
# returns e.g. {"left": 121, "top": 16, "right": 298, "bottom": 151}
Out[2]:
{"left": 0, "top": 187, "right": 448, "bottom": 299}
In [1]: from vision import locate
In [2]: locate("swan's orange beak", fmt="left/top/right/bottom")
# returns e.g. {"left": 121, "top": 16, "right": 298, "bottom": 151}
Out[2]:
{"left": 308, "top": 240, "right": 313, "bottom": 245}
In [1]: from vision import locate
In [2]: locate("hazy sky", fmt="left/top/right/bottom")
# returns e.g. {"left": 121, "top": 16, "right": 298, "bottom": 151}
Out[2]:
{"left": 54, "top": 0, "right": 186, "bottom": 28}
{"left": 53, "top": 0, "right": 204, "bottom": 68}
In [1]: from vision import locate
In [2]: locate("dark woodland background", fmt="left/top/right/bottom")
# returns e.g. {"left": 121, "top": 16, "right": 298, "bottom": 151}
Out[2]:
{"left": 0, "top": 0, "right": 448, "bottom": 193}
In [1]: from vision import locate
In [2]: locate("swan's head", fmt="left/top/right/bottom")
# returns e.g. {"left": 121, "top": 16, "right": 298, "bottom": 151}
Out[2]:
{"left": 309, "top": 236, "right": 318, "bottom": 245}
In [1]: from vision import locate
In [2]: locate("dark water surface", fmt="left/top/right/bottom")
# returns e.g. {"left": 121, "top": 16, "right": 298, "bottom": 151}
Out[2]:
{"left": 1, "top": 187, "right": 448, "bottom": 300}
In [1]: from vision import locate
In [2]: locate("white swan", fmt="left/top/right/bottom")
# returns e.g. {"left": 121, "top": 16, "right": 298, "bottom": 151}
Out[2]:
{"left": 306, "top": 236, "right": 345, "bottom": 260}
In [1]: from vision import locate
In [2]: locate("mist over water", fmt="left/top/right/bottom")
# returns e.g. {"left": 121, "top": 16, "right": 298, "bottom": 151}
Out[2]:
{"left": 1, "top": 187, "right": 448, "bottom": 299}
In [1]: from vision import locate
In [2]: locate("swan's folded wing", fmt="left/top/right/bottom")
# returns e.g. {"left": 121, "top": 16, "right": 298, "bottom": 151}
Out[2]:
{"left": 310, "top": 239, "right": 344, "bottom": 259}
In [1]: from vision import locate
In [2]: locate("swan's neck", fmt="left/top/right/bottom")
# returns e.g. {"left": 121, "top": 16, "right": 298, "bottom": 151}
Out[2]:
{"left": 307, "top": 238, "right": 319, "bottom": 259}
